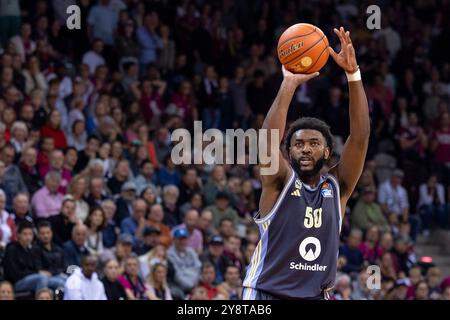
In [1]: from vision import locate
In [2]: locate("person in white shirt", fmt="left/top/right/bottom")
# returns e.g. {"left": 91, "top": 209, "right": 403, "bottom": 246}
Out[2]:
{"left": 378, "top": 169, "right": 420, "bottom": 242}
{"left": 64, "top": 255, "right": 107, "bottom": 300}
{"left": 82, "top": 39, "right": 106, "bottom": 75}
{"left": 417, "top": 174, "right": 448, "bottom": 234}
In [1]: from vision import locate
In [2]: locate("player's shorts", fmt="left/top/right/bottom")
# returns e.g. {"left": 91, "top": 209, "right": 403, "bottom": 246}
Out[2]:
{"left": 242, "top": 288, "right": 329, "bottom": 300}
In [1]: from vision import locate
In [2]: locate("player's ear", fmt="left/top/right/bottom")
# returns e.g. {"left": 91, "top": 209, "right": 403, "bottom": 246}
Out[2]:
{"left": 324, "top": 147, "right": 330, "bottom": 160}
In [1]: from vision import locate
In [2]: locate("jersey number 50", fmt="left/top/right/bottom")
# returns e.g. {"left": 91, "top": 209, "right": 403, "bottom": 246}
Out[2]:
{"left": 304, "top": 207, "right": 322, "bottom": 228}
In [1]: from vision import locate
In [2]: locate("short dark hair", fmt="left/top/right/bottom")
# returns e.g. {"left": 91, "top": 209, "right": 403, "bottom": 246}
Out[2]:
{"left": 219, "top": 217, "right": 233, "bottom": 227}
{"left": 17, "top": 220, "right": 34, "bottom": 234}
{"left": 37, "top": 220, "right": 52, "bottom": 231}
{"left": 87, "top": 134, "right": 101, "bottom": 143}
{"left": 284, "top": 117, "right": 334, "bottom": 156}
{"left": 64, "top": 146, "right": 78, "bottom": 155}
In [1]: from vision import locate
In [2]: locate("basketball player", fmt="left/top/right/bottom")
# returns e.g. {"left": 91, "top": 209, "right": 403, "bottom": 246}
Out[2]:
{"left": 242, "top": 27, "right": 369, "bottom": 300}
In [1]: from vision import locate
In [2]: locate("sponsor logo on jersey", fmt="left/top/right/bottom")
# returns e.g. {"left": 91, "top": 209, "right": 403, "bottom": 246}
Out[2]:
{"left": 289, "top": 236, "right": 328, "bottom": 272}
{"left": 321, "top": 183, "right": 333, "bottom": 198}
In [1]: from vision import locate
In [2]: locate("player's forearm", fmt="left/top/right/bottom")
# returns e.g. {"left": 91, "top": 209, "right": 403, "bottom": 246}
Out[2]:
{"left": 348, "top": 80, "right": 370, "bottom": 142}
{"left": 262, "top": 79, "right": 297, "bottom": 144}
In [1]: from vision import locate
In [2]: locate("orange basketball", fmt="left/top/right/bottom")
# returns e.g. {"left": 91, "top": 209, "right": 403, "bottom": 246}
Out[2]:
{"left": 277, "top": 23, "right": 329, "bottom": 74}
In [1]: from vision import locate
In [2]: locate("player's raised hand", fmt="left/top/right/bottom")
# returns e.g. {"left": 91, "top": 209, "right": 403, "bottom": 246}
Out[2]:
{"left": 282, "top": 65, "right": 319, "bottom": 87}
{"left": 329, "top": 27, "right": 358, "bottom": 73}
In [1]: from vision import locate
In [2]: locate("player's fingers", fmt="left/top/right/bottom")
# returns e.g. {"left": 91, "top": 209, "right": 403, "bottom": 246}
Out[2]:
{"left": 302, "top": 71, "right": 320, "bottom": 81}
{"left": 334, "top": 28, "right": 345, "bottom": 46}
{"left": 345, "top": 31, "right": 351, "bottom": 44}
{"left": 328, "top": 46, "right": 339, "bottom": 60}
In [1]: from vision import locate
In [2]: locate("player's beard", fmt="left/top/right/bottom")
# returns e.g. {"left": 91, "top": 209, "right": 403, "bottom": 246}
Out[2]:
{"left": 291, "top": 156, "right": 325, "bottom": 179}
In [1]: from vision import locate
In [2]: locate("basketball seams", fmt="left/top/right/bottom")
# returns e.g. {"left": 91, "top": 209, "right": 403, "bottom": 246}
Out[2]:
{"left": 277, "top": 28, "right": 316, "bottom": 48}
{"left": 282, "top": 33, "right": 326, "bottom": 66}
{"left": 302, "top": 39, "right": 329, "bottom": 73}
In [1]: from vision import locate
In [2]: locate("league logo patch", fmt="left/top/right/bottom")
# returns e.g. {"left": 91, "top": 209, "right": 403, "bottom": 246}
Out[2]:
{"left": 321, "top": 183, "right": 333, "bottom": 198}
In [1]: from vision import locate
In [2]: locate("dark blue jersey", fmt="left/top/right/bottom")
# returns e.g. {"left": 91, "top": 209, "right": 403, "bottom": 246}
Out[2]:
{"left": 243, "top": 170, "right": 342, "bottom": 299}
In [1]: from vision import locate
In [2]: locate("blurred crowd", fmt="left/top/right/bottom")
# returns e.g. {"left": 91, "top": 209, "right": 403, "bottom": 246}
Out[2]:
{"left": 0, "top": 0, "right": 450, "bottom": 300}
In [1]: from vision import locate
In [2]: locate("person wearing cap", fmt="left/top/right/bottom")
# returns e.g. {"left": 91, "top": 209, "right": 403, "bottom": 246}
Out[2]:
{"left": 205, "top": 191, "right": 240, "bottom": 229}
{"left": 174, "top": 209, "right": 203, "bottom": 255}
{"left": 167, "top": 227, "right": 201, "bottom": 292}
{"left": 200, "top": 235, "right": 232, "bottom": 284}
{"left": 133, "top": 225, "right": 161, "bottom": 256}
{"left": 114, "top": 180, "right": 137, "bottom": 225}
{"left": 351, "top": 185, "right": 388, "bottom": 232}
{"left": 120, "top": 198, "right": 148, "bottom": 245}
{"left": 99, "top": 233, "right": 134, "bottom": 275}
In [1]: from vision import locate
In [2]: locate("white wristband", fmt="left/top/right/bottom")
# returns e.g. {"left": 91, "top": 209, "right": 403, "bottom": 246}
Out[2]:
{"left": 346, "top": 68, "right": 361, "bottom": 82}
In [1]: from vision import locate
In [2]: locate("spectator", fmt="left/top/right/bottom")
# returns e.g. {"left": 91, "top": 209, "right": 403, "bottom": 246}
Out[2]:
{"left": 10, "top": 192, "right": 33, "bottom": 226}
{"left": 67, "top": 175, "right": 89, "bottom": 221}
{"left": 333, "top": 273, "right": 353, "bottom": 300}
{"left": 339, "top": 229, "right": 364, "bottom": 274}
{"left": 203, "top": 165, "right": 232, "bottom": 206}
{"left": 0, "top": 189, "right": 16, "bottom": 249}
{"left": 18, "top": 147, "right": 41, "bottom": 195}
{"left": 178, "top": 167, "right": 202, "bottom": 207}
{"left": 101, "top": 258, "right": 127, "bottom": 300}
{"left": 134, "top": 226, "right": 160, "bottom": 256}
{"left": 39, "top": 149, "right": 71, "bottom": 193}
{"left": 64, "top": 255, "right": 107, "bottom": 300}
{"left": 417, "top": 174, "right": 448, "bottom": 234}
{"left": 118, "top": 255, "right": 152, "bottom": 300}
{"left": 9, "top": 121, "right": 28, "bottom": 154}
{"left": 133, "top": 160, "right": 157, "bottom": 195}
{"left": 359, "top": 226, "right": 383, "bottom": 265}
{"left": 167, "top": 227, "right": 201, "bottom": 292}
{"left": 86, "top": 177, "right": 109, "bottom": 208}
{"left": 40, "top": 110, "right": 67, "bottom": 150}
{"left": 197, "top": 209, "right": 215, "bottom": 247}
{"left": 107, "top": 159, "right": 130, "bottom": 196}
{"left": 100, "top": 233, "right": 133, "bottom": 274}
{"left": 174, "top": 209, "right": 203, "bottom": 254}
{"left": 31, "top": 170, "right": 64, "bottom": 220}
{"left": 48, "top": 196, "right": 77, "bottom": 245}
{"left": 0, "top": 281, "right": 14, "bottom": 300}
{"left": 74, "top": 135, "right": 100, "bottom": 174}
{"left": 206, "top": 192, "right": 240, "bottom": 229}
{"left": 224, "top": 234, "right": 244, "bottom": 273}
{"left": 426, "top": 267, "right": 442, "bottom": 300}
{"left": 82, "top": 39, "right": 106, "bottom": 75}
{"left": 147, "top": 203, "right": 172, "bottom": 248}
{"left": 0, "top": 144, "right": 27, "bottom": 210}
{"left": 217, "top": 217, "right": 237, "bottom": 241}
{"left": 216, "top": 265, "right": 242, "bottom": 300}
{"left": 351, "top": 186, "right": 389, "bottom": 232}
{"left": 63, "top": 223, "right": 89, "bottom": 267}
{"left": 9, "top": 22, "right": 35, "bottom": 63}
{"left": 145, "top": 263, "right": 173, "bottom": 300}
{"left": 157, "top": 157, "right": 181, "bottom": 188}
{"left": 200, "top": 235, "right": 231, "bottom": 284}
{"left": 414, "top": 280, "right": 429, "bottom": 300}
{"left": 162, "top": 184, "right": 182, "bottom": 228}
{"left": 136, "top": 12, "right": 163, "bottom": 69}
{"left": 100, "top": 199, "right": 119, "bottom": 249}
{"left": 114, "top": 181, "right": 137, "bottom": 225}
{"left": 35, "top": 288, "right": 54, "bottom": 300}
{"left": 140, "top": 185, "right": 158, "bottom": 207}
{"left": 378, "top": 169, "right": 419, "bottom": 242}
{"left": 120, "top": 198, "right": 147, "bottom": 245}
{"left": 2, "top": 221, "right": 48, "bottom": 293}
{"left": 86, "top": 0, "right": 118, "bottom": 47}
{"left": 35, "top": 221, "right": 67, "bottom": 289}
{"left": 84, "top": 207, "right": 106, "bottom": 255}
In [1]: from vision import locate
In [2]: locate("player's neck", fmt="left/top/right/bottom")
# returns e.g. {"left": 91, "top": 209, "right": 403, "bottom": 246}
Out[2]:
{"left": 300, "top": 174, "right": 322, "bottom": 189}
